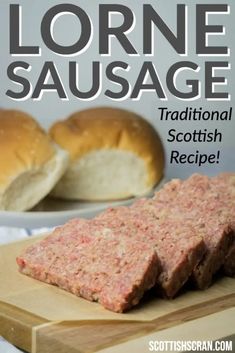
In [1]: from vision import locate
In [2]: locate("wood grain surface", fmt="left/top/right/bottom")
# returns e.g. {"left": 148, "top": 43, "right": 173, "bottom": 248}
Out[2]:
{"left": 1, "top": 292, "right": 234, "bottom": 353}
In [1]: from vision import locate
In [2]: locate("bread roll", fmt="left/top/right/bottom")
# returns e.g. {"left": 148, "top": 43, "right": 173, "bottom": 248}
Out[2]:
{"left": 50, "top": 107, "right": 164, "bottom": 201}
{"left": 0, "top": 110, "right": 69, "bottom": 211}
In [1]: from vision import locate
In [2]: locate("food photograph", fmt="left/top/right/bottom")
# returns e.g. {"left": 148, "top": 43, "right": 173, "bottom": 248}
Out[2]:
{"left": 0, "top": 1, "right": 234, "bottom": 353}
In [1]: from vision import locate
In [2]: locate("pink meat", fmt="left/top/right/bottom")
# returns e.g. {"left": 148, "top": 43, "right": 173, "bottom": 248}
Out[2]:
{"left": 17, "top": 218, "right": 160, "bottom": 313}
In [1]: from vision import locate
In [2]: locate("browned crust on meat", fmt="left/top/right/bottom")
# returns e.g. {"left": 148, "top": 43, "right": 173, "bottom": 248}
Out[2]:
{"left": 156, "top": 174, "right": 234, "bottom": 289}
{"left": 223, "top": 236, "right": 235, "bottom": 277}
{"left": 192, "top": 226, "right": 233, "bottom": 288}
{"left": 158, "top": 238, "right": 206, "bottom": 298}
{"left": 211, "top": 173, "right": 235, "bottom": 276}
{"left": 224, "top": 240, "right": 235, "bottom": 277}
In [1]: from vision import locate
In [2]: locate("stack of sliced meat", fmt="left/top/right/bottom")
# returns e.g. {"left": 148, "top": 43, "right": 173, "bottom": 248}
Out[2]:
{"left": 151, "top": 173, "right": 234, "bottom": 288}
{"left": 17, "top": 173, "right": 235, "bottom": 312}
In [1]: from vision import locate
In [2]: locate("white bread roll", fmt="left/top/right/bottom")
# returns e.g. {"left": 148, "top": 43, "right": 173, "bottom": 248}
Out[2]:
{"left": 50, "top": 107, "right": 165, "bottom": 201}
{"left": 0, "top": 110, "right": 69, "bottom": 211}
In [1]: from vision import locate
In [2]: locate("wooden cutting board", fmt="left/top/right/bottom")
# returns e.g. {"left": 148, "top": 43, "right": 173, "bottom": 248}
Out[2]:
{"left": 1, "top": 293, "right": 235, "bottom": 353}
{"left": 0, "top": 237, "right": 235, "bottom": 353}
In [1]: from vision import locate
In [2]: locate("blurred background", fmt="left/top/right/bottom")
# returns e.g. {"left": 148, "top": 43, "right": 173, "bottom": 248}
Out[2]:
{"left": 0, "top": 0, "right": 234, "bottom": 179}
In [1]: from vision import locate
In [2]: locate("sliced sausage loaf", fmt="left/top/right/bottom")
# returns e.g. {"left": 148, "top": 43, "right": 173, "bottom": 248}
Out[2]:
{"left": 17, "top": 219, "right": 160, "bottom": 313}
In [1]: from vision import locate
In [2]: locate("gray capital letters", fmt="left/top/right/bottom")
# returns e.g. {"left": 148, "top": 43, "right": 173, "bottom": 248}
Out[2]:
{"left": 105, "top": 61, "right": 130, "bottom": 99}
{"left": 143, "top": 4, "right": 186, "bottom": 55}
{"left": 99, "top": 5, "right": 137, "bottom": 55}
{"left": 205, "top": 62, "right": 229, "bottom": 99}
{"left": 32, "top": 62, "right": 67, "bottom": 99}
{"left": 41, "top": 4, "right": 92, "bottom": 55}
{"left": 196, "top": 5, "right": 229, "bottom": 55}
{"left": 70, "top": 61, "right": 101, "bottom": 99}
{"left": 10, "top": 5, "right": 40, "bottom": 55}
{"left": 131, "top": 62, "right": 165, "bottom": 99}
{"left": 167, "top": 61, "right": 199, "bottom": 99}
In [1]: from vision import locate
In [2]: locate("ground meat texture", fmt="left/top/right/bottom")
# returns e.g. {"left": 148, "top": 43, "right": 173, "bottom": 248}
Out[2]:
{"left": 16, "top": 172, "right": 235, "bottom": 311}
{"left": 211, "top": 173, "right": 235, "bottom": 276}
{"left": 152, "top": 174, "right": 233, "bottom": 289}
{"left": 157, "top": 173, "right": 235, "bottom": 279}
{"left": 16, "top": 219, "right": 160, "bottom": 313}
{"left": 96, "top": 206, "right": 206, "bottom": 298}
{"left": 191, "top": 219, "right": 233, "bottom": 287}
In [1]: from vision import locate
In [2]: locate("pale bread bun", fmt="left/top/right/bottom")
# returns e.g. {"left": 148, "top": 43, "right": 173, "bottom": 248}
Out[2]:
{"left": 50, "top": 107, "right": 164, "bottom": 201}
{"left": 0, "top": 110, "right": 69, "bottom": 211}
